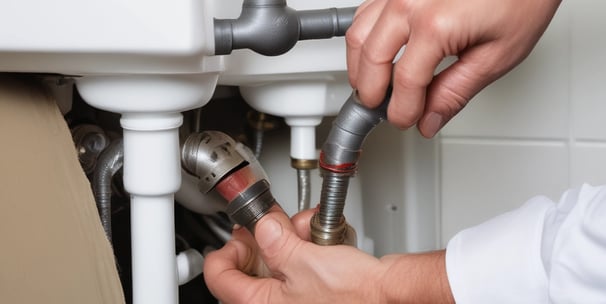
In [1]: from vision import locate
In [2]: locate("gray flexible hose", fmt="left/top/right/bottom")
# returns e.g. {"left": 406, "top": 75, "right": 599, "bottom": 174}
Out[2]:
{"left": 253, "top": 129, "right": 264, "bottom": 159}
{"left": 92, "top": 139, "right": 124, "bottom": 243}
{"left": 312, "top": 89, "right": 391, "bottom": 246}
{"left": 297, "top": 168, "right": 312, "bottom": 211}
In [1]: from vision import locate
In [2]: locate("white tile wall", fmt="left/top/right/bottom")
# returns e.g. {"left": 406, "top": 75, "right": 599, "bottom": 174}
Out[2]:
{"left": 440, "top": 139, "right": 569, "bottom": 244}
{"left": 441, "top": 2, "right": 571, "bottom": 140}
{"left": 571, "top": 0, "right": 606, "bottom": 141}
{"left": 434, "top": 0, "right": 606, "bottom": 248}
{"left": 571, "top": 143, "right": 606, "bottom": 187}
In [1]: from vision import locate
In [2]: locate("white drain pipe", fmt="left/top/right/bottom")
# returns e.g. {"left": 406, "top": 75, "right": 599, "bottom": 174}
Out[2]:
{"left": 77, "top": 74, "right": 219, "bottom": 304}
{"left": 122, "top": 113, "right": 182, "bottom": 304}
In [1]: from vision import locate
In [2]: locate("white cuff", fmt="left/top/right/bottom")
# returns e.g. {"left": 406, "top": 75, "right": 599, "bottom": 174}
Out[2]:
{"left": 445, "top": 197, "right": 552, "bottom": 304}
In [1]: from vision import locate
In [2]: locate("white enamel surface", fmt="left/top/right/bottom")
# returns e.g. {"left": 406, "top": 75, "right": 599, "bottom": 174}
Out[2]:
{"left": 0, "top": 0, "right": 219, "bottom": 75}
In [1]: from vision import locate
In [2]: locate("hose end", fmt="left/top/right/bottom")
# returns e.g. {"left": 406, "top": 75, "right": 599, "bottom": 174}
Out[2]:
{"left": 310, "top": 213, "right": 357, "bottom": 246}
{"left": 225, "top": 179, "right": 276, "bottom": 232}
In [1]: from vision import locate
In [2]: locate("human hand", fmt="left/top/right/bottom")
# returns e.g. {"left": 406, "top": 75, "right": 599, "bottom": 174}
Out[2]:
{"left": 346, "top": 0, "right": 562, "bottom": 137}
{"left": 204, "top": 206, "right": 454, "bottom": 303}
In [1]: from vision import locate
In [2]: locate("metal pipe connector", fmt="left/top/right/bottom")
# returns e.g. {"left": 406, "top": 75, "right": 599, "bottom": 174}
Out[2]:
{"left": 214, "top": 0, "right": 357, "bottom": 56}
{"left": 181, "top": 131, "right": 247, "bottom": 194}
{"left": 225, "top": 179, "right": 276, "bottom": 231}
{"left": 181, "top": 131, "right": 277, "bottom": 232}
{"left": 312, "top": 89, "right": 391, "bottom": 246}
{"left": 71, "top": 124, "right": 109, "bottom": 175}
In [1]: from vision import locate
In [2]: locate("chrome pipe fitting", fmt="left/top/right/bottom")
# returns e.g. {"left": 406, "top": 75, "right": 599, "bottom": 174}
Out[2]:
{"left": 181, "top": 131, "right": 276, "bottom": 232}
{"left": 226, "top": 179, "right": 276, "bottom": 232}
{"left": 181, "top": 131, "right": 246, "bottom": 194}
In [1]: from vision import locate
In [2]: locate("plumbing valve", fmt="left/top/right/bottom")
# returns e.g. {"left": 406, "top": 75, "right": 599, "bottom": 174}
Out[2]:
{"left": 181, "top": 131, "right": 277, "bottom": 231}
{"left": 214, "top": 0, "right": 357, "bottom": 56}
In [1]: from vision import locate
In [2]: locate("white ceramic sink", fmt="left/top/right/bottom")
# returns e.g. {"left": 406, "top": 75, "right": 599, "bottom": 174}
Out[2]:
{"left": 0, "top": 0, "right": 220, "bottom": 75}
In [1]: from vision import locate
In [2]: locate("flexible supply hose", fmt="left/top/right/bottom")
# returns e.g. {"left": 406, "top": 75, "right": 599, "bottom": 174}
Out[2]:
{"left": 297, "top": 168, "right": 312, "bottom": 211}
{"left": 312, "top": 89, "right": 391, "bottom": 246}
{"left": 92, "top": 138, "right": 124, "bottom": 243}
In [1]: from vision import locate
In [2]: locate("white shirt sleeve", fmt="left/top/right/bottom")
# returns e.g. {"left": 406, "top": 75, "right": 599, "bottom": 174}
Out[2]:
{"left": 445, "top": 184, "right": 606, "bottom": 303}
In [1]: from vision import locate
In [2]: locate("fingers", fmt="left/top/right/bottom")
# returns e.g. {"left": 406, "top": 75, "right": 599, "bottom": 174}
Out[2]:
{"left": 418, "top": 44, "right": 504, "bottom": 138}
{"left": 291, "top": 208, "right": 317, "bottom": 241}
{"left": 355, "top": 0, "right": 412, "bottom": 108}
{"left": 204, "top": 240, "right": 279, "bottom": 303}
{"left": 346, "top": 0, "right": 387, "bottom": 89}
{"left": 252, "top": 210, "right": 307, "bottom": 278}
{"left": 388, "top": 32, "right": 445, "bottom": 129}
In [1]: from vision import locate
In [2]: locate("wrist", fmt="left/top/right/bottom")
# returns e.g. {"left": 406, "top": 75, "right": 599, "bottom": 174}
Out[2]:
{"left": 378, "top": 250, "right": 454, "bottom": 303}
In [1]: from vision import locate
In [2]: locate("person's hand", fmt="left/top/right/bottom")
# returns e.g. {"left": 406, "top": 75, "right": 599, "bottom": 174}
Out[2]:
{"left": 346, "top": 0, "right": 562, "bottom": 137}
{"left": 203, "top": 206, "right": 454, "bottom": 303}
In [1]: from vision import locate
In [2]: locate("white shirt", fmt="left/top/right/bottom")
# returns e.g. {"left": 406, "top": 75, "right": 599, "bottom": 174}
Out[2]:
{"left": 446, "top": 184, "right": 606, "bottom": 303}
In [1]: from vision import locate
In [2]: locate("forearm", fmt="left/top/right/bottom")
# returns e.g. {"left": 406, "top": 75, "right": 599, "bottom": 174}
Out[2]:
{"left": 379, "top": 250, "right": 454, "bottom": 304}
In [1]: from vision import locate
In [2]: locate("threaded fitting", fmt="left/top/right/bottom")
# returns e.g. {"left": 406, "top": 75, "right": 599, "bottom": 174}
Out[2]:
{"left": 310, "top": 169, "right": 353, "bottom": 245}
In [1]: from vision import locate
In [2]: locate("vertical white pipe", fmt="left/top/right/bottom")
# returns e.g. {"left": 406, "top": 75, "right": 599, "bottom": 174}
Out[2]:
{"left": 286, "top": 117, "right": 322, "bottom": 211}
{"left": 130, "top": 195, "right": 177, "bottom": 303}
{"left": 285, "top": 117, "right": 322, "bottom": 160}
{"left": 121, "top": 113, "right": 182, "bottom": 304}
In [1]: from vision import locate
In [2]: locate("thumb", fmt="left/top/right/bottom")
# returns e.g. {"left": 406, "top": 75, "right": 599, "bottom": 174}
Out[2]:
{"left": 253, "top": 210, "right": 303, "bottom": 277}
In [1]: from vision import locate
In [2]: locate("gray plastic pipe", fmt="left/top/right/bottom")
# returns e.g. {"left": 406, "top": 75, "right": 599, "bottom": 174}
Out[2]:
{"left": 311, "top": 88, "right": 391, "bottom": 246}
{"left": 92, "top": 138, "right": 124, "bottom": 243}
{"left": 214, "top": 0, "right": 357, "bottom": 56}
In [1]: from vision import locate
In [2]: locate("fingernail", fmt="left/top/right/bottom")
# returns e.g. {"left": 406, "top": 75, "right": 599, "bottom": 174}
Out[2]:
{"left": 256, "top": 217, "right": 283, "bottom": 251}
{"left": 232, "top": 224, "right": 242, "bottom": 230}
{"left": 423, "top": 112, "right": 444, "bottom": 137}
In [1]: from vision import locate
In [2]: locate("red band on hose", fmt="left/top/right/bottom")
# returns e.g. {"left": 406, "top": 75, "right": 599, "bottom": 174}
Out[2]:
{"left": 216, "top": 165, "right": 258, "bottom": 202}
{"left": 319, "top": 151, "right": 356, "bottom": 173}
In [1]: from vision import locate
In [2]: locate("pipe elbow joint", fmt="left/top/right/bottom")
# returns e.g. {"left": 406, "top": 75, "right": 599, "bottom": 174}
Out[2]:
{"left": 215, "top": 5, "right": 300, "bottom": 56}
{"left": 213, "top": 0, "right": 358, "bottom": 56}
{"left": 320, "top": 91, "right": 389, "bottom": 171}
{"left": 181, "top": 131, "right": 247, "bottom": 193}
{"left": 181, "top": 131, "right": 277, "bottom": 231}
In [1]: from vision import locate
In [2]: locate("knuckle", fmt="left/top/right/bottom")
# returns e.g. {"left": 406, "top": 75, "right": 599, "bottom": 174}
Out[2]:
{"left": 389, "top": 103, "right": 422, "bottom": 129}
{"left": 394, "top": 65, "right": 428, "bottom": 90}
{"left": 345, "top": 29, "right": 365, "bottom": 50}
{"left": 389, "top": 0, "right": 413, "bottom": 13}
{"left": 361, "top": 44, "right": 388, "bottom": 65}
{"left": 437, "top": 85, "right": 470, "bottom": 117}
{"left": 424, "top": 14, "right": 454, "bottom": 39}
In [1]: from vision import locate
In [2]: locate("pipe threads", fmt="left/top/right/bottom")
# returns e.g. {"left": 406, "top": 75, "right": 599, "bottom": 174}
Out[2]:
{"left": 311, "top": 213, "right": 346, "bottom": 245}
{"left": 318, "top": 170, "right": 350, "bottom": 226}
{"left": 311, "top": 170, "right": 351, "bottom": 245}
{"left": 226, "top": 179, "right": 276, "bottom": 232}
